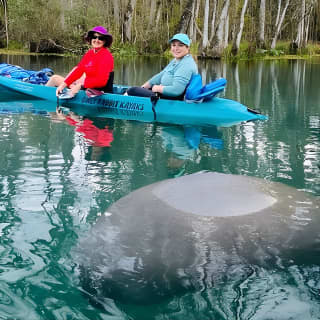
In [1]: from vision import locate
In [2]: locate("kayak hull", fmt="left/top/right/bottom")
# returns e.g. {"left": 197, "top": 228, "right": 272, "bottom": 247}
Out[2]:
{"left": 0, "top": 76, "right": 268, "bottom": 127}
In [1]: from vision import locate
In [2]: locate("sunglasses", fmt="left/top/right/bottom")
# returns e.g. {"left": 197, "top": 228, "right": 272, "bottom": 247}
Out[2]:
{"left": 92, "top": 35, "right": 105, "bottom": 41}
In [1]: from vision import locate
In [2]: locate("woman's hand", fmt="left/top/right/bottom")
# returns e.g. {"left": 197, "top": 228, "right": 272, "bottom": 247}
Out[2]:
{"left": 56, "top": 82, "right": 67, "bottom": 96}
{"left": 152, "top": 85, "right": 164, "bottom": 94}
{"left": 69, "top": 82, "right": 82, "bottom": 96}
{"left": 141, "top": 81, "right": 151, "bottom": 89}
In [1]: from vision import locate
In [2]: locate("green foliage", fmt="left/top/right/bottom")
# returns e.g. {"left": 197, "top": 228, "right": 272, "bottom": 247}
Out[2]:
{"left": 268, "top": 49, "right": 285, "bottom": 56}
{"left": 111, "top": 42, "right": 138, "bottom": 57}
{"left": 295, "top": 43, "right": 320, "bottom": 56}
{"left": 2, "top": 0, "right": 320, "bottom": 60}
{"left": 224, "top": 41, "right": 258, "bottom": 61}
{"left": 189, "top": 42, "right": 199, "bottom": 56}
{"left": 274, "top": 41, "right": 288, "bottom": 53}
{"left": 7, "top": 40, "right": 24, "bottom": 51}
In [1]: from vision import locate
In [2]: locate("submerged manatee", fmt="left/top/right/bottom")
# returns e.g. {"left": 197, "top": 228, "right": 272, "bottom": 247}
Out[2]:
{"left": 73, "top": 171, "right": 320, "bottom": 306}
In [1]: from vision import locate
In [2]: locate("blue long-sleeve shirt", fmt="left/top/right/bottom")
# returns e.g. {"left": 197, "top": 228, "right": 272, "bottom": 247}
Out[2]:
{"left": 148, "top": 54, "right": 198, "bottom": 97}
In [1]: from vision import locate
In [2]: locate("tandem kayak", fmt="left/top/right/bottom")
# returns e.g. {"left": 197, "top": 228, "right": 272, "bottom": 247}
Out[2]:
{"left": 0, "top": 75, "right": 268, "bottom": 127}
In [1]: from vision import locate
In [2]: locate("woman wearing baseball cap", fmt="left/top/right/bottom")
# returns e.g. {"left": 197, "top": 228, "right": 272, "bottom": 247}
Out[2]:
{"left": 46, "top": 26, "right": 114, "bottom": 98}
{"left": 127, "top": 33, "right": 198, "bottom": 100}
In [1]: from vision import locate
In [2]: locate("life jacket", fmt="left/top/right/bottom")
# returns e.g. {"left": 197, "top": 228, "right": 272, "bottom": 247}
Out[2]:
{"left": 185, "top": 74, "right": 227, "bottom": 102}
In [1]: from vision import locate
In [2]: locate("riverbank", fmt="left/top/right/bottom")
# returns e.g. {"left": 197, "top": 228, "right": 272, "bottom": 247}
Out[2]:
{"left": 1, "top": 44, "right": 320, "bottom": 62}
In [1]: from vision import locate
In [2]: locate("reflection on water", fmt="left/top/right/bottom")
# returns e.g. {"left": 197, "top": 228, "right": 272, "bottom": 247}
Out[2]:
{"left": 0, "top": 55, "right": 319, "bottom": 319}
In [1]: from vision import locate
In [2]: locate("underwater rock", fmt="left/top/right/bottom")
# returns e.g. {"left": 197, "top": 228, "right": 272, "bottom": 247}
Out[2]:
{"left": 73, "top": 171, "right": 320, "bottom": 305}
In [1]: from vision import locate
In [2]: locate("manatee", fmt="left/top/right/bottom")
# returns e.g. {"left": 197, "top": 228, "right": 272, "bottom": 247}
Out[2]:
{"left": 73, "top": 171, "right": 320, "bottom": 306}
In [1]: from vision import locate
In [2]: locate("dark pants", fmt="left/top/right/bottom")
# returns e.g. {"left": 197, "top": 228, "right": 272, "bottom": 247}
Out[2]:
{"left": 126, "top": 86, "right": 184, "bottom": 100}
{"left": 126, "top": 86, "right": 155, "bottom": 97}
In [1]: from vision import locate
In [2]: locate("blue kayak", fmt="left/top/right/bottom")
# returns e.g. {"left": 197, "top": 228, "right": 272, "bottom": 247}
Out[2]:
{"left": 0, "top": 75, "right": 268, "bottom": 127}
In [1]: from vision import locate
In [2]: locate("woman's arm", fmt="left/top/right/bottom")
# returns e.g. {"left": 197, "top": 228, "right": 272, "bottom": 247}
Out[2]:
{"left": 162, "top": 57, "right": 197, "bottom": 96}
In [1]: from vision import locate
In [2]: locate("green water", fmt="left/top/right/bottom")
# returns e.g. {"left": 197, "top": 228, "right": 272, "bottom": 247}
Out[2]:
{"left": 0, "top": 55, "right": 319, "bottom": 319}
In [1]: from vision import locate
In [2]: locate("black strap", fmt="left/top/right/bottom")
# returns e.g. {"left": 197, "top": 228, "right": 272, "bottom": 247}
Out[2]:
{"left": 150, "top": 94, "right": 159, "bottom": 121}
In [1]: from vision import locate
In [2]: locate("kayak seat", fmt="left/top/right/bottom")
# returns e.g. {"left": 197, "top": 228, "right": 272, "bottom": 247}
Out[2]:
{"left": 80, "top": 71, "right": 114, "bottom": 94}
{"left": 185, "top": 74, "right": 203, "bottom": 101}
{"left": 95, "top": 71, "right": 114, "bottom": 93}
{"left": 185, "top": 74, "right": 227, "bottom": 102}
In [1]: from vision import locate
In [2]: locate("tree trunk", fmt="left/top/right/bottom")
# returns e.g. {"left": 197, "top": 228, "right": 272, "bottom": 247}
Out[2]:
{"left": 296, "top": 0, "right": 315, "bottom": 48}
{"left": 191, "top": 0, "right": 201, "bottom": 42}
{"left": 123, "top": 0, "right": 137, "bottom": 42}
{"left": 211, "top": 0, "right": 230, "bottom": 58}
{"left": 113, "top": 0, "right": 120, "bottom": 30}
{"left": 209, "top": 0, "right": 217, "bottom": 43}
{"left": 296, "top": 0, "right": 305, "bottom": 48}
{"left": 155, "top": 0, "right": 162, "bottom": 30}
{"left": 0, "top": 0, "right": 8, "bottom": 48}
{"left": 189, "top": 0, "right": 195, "bottom": 40}
{"left": 175, "top": 0, "right": 195, "bottom": 34}
{"left": 304, "top": 12, "right": 310, "bottom": 47}
{"left": 148, "top": 0, "right": 157, "bottom": 27}
{"left": 224, "top": 14, "right": 229, "bottom": 47}
{"left": 275, "top": 0, "right": 282, "bottom": 26}
{"left": 231, "top": 0, "right": 249, "bottom": 55}
{"left": 271, "top": 0, "right": 290, "bottom": 49}
{"left": 257, "top": 0, "right": 266, "bottom": 49}
{"left": 202, "top": 0, "right": 210, "bottom": 49}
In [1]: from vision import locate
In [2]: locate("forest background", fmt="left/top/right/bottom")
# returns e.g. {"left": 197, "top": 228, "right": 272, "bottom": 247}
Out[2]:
{"left": 0, "top": 0, "right": 320, "bottom": 60}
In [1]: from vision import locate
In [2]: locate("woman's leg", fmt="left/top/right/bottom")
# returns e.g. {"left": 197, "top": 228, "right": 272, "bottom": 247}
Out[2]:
{"left": 69, "top": 74, "right": 85, "bottom": 95}
{"left": 46, "top": 74, "right": 85, "bottom": 97}
{"left": 45, "top": 74, "right": 65, "bottom": 87}
{"left": 126, "top": 86, "right": 155, "bottom": 97}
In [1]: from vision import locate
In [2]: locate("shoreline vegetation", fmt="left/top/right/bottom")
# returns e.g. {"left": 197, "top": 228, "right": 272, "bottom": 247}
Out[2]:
{"left": 1, "top": 0, "right": 320, "bottom": 62}
{"left": 1, "top": 42, "right": 320, "bottom": 62}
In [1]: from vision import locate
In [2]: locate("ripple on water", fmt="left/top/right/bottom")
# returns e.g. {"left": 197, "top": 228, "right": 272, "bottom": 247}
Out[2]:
{"left": 0, "top": 282, "right": 41, "bottom": 319}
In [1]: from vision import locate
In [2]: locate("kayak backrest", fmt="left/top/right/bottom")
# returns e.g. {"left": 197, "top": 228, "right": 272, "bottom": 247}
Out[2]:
{"left": 185, "top": 74, "right": 227, "bottom": 102}
{"left": 95, "top": 71, "right": 114, "bottom": 93}
{"left": 185, "top": 74, "right": 203, "bottom": 100}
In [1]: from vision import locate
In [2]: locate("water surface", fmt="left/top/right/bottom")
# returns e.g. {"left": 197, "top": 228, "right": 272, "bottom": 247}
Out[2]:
{"left": 0, "top": 55, "right": 319, "bottom": 319}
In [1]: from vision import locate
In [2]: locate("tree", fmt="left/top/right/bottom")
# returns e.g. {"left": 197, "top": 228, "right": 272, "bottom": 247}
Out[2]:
{"left": 211, "top": 0, "right": 231, "bottom": 58}
{"left": 113, "top": 0, "right": 120, "bottom": 32}
{"left": 175, "top": 0, "right": 195, "bottom": 33}
{"left": 271, "top": 0, "right": 290, "bottom": 49}
{"left": 231, "top": 0, "right": 249, "bottom": 55}
{"left": 257, "top": 0, "right": 266, "bottom": 49}
{"left": 295, "top": 0, "right": 315, "bottom": 48}
{"left": 2, "top": 0, "right": 320, "bottom": 56}
{"left": 201, "top": 0, "right": 210, "bottom": 50}
{"left": 0, "top": 0, "right": 8, "bottom": 48}
{"left": 123, "top": 0, "right": 137, "bottom": 42}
